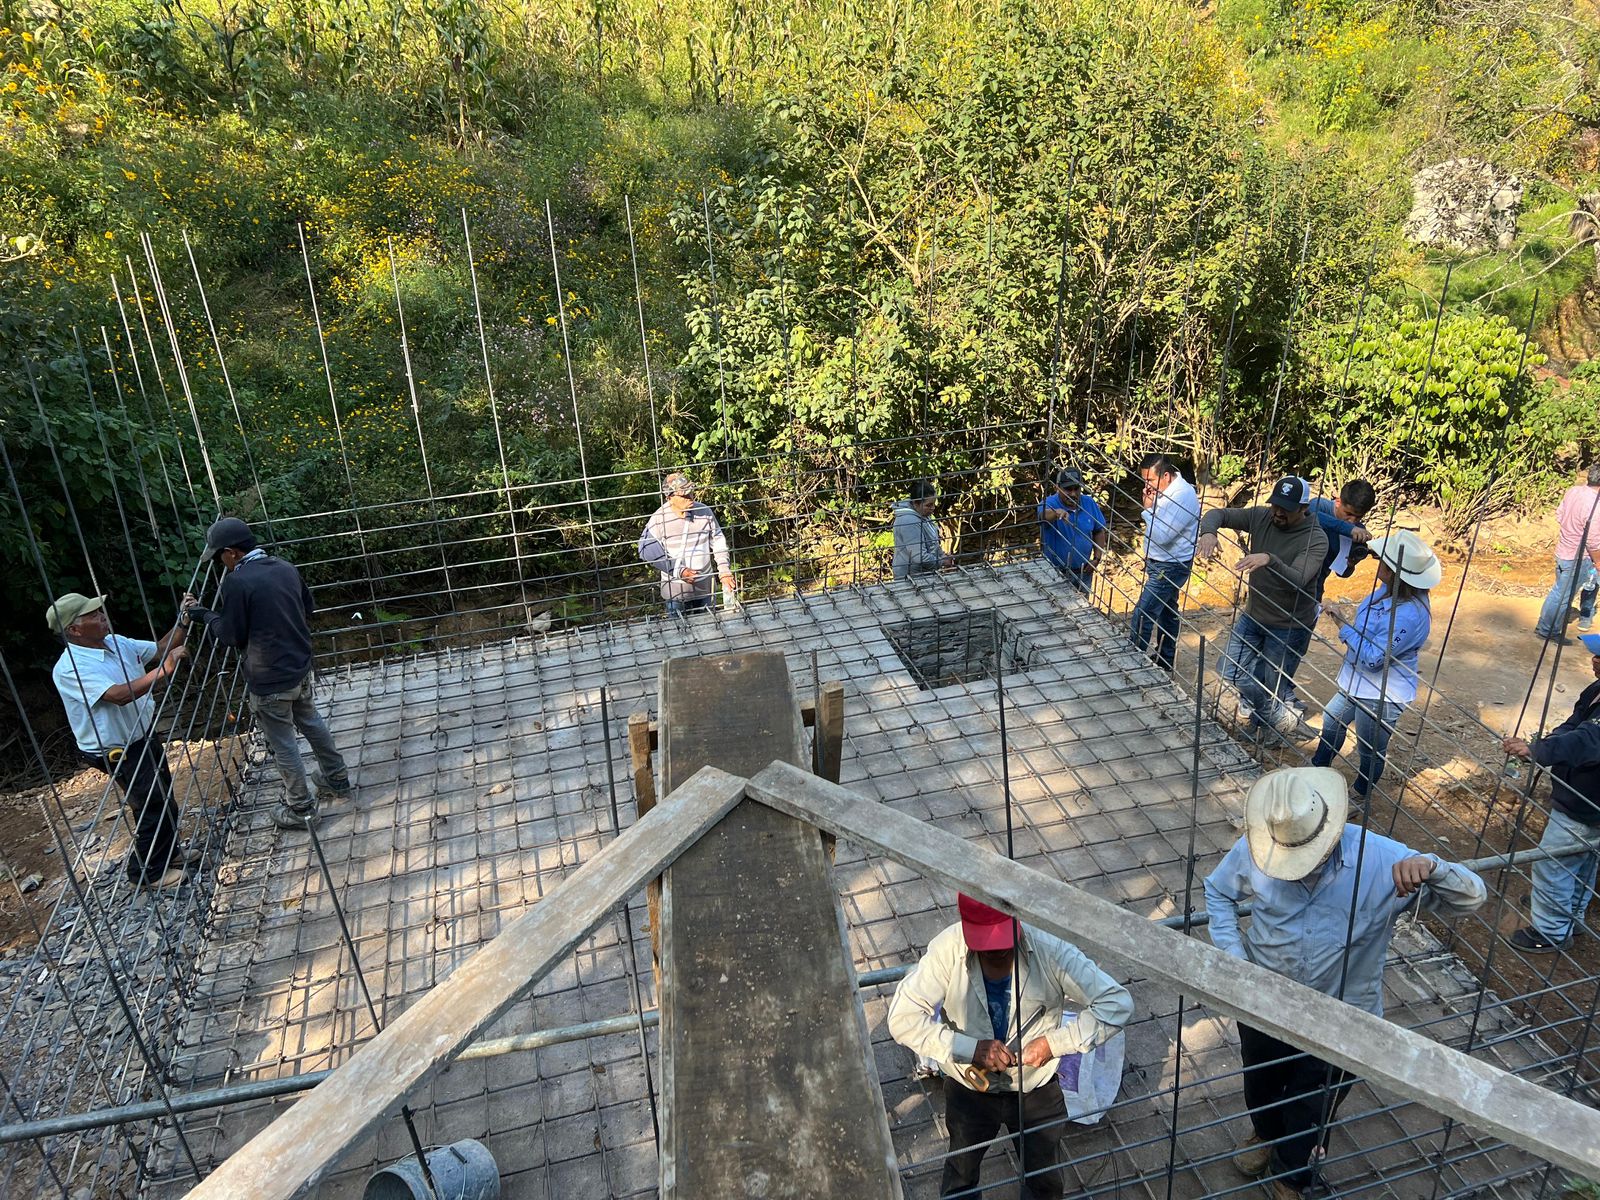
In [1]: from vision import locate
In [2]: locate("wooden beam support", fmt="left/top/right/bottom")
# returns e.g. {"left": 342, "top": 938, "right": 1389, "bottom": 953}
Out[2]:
{"left": 190, "top": 766, "right": 749, "bottom": 1200}
{"left": 627, "top": 710, "right": 657, "bottom": 815}
{"left": 812, "top": 680, "right": 845, "bottom": 784}
{"left": 657, "top": 654, "right": 901, "bottom": 1199}
{"left": 745, "top": 759, "right": 1600, "bottom": 1180}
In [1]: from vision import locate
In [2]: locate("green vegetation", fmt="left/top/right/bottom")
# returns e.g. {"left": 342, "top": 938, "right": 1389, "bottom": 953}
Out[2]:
{"left": 2, "top": 0, "right": 1598, "bottom": 661}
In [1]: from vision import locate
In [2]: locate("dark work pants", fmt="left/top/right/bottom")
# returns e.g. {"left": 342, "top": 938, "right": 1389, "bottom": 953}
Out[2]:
{"left": 1238, "top": 1023, "right": 1355, "bottom": 1187}
{"left": 941, "top": 1079, "right": 1066, "bottom": 1199}
{"left": 92, "top": 737, "right": 181, "bottom": 883}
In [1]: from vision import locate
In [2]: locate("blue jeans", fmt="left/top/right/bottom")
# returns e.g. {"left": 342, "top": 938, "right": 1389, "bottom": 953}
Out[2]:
{"left": 249, "top": 674, "right": 348, "bottom": 812}
{"left": 1051, "top": 560, "right": 1093, "bottom": 593}
{"left": 1130, "top": 559, "right": 1192, "bottom": 671}
{"left": 1220, "top": 613, "right": 1298, "bottom": 728}
{"left": 1529, "top": 808, "right": 1600, "bottom": 943}
{"left": 666, "top": 594, "right": 715, "bottom": 618}
{"left": 1535, "top": 556, "right": 1598, "bottom": 639}
{"left": 1310, "top": 692, "right": 1405, "bottom": 799}
{"left": 1277, "top": 623, "right": 1315, "bottom": 705}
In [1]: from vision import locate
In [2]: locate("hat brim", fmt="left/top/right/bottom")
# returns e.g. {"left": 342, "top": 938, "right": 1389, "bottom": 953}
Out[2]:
{"left": 1580, "top": 633, "right": 1600, "bottom": 656}
{"left": 1245, "top": 767, "right": 1348, "bottom": 881}
{"left": 1369, "top": 535, "right": 1442, "bottom": 589}
{"left": 961, "top": 916, "right": 1016, "bottom": 952}
{"left": 199, "top": 544, "right": 218, "bottom": 563}
{"left": 49, "top": 594, "right": 106, "bottom": 633}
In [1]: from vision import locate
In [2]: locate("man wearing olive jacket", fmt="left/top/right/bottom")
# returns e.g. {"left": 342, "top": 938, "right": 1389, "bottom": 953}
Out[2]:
{"left": 888, "top": 894, "right": 1132, "bottom": 1198}
{"left": 1198, "top": 477, "right": 1328, "bottom": 737}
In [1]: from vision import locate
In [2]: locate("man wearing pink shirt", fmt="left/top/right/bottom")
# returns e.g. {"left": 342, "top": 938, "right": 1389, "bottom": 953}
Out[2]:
{"left": 1535, "top": 466, "right": 1600, "bottom": 644}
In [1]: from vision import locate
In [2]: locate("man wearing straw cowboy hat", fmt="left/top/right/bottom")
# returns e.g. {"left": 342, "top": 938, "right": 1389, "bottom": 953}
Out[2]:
{"left": 638, "top": 472, "right": 737, "bottom": 616}
{"left": 1502, "top": 630, "right": 1600, "bottom": 952}
{"left": 1310, "top": 529, "right": 1440, "bottom": 810}
{"left": 48, "top": 590, "right": 199, "bottom": 890}
{"left": 185, "top": 517, "right": 351, "bottom": 832}
{"left": 888, "top": 894, "right": 1132, "bottom": 1198}
{"left": 1204, "top": 767, "right": 1486, "bottom": 1200}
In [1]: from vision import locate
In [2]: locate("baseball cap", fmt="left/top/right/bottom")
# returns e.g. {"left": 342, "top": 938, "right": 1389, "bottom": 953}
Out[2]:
{"left": 957, "top": 894, "right": 1016, "bottom": 952}
{"left": 1056, "top": 468, "right": 1084, "bottom": 490}
{"left": 46, "top": 592, "right": 106, "bottom": 634}
{"left": 662, "top": 473, "right": 697, "bottom": 499}
{"left": 1268, "top": 476, "right": 1311, "bottom": 509}
{"left": 1580, "top": 633, "right": 1600, "bottom": 656}
{"left": 200, "top": 516, "right": 256, "bottom": 563}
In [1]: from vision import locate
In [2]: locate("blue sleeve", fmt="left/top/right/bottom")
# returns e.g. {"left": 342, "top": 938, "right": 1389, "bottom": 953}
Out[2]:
{"left": 1313, "top": 499, "right": 1357, "bottom": 539}
{"left": 1202, "top": 840, "right": 1253, "bottom": 959}
{"left": 1342, "top": 599, "right": 1429, "bottom": 671}
{"left": 1086, "top": 497, "right": 1107, "bottom": 532}
{"left": 639, "top": 515, "right": 672, "bottom": 575}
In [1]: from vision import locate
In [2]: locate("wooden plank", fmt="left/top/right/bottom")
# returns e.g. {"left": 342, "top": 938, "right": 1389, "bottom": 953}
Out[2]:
{"left": 627, "top": 711, "right": 658, "bottom": 815}
{"left": 745, "top": 759, "right": 1600, "bottom": 1180}
{"left": 627, "top": 710, "right": 665, "bottom": 990}
{"left": 813, "top": 680, "right": 845, "bottom": 783}
{"left": 657, "top": 652, "right": 901, "bottom": 1199}
{"left": 190, "top": 766, "right": 749, "bottom": 1200}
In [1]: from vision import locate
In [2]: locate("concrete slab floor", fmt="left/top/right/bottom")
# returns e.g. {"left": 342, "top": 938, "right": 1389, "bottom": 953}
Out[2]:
{"left": 138, "top": 563, "right": 1559, "bottom": 1198}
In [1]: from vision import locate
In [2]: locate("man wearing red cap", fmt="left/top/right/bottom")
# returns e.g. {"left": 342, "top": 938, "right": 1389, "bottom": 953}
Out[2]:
{"left": 888, "top": 893, "right": 1132, "bottom": 1197}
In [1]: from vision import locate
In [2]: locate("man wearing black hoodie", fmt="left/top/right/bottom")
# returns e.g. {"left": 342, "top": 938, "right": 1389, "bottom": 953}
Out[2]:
{"left": 186, "top": 517, "right": 350, "bottom": 830}
{"left": 1503, "top": 632, "right": 1600, "bottom": 951}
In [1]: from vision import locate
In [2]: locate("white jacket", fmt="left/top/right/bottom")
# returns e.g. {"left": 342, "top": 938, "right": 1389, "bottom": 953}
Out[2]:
{"left": 888, "top": 921, "right": 1132, "bottom": 1093}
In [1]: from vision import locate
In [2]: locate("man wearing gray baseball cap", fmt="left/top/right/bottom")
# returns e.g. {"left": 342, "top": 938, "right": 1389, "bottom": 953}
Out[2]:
{"left": 48, "top": 590, "right": 198, "bottom": 889}
{"left": 186, "top": 517, "right": 350, "bottom": 830}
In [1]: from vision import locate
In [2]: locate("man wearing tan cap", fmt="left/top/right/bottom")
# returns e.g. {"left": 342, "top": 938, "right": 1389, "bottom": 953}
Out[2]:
{"left": 1203, "top": 768, "right": 1485, "bottom": 1199}
{"left": 888, "top": 893, "right": 1132, "bottom": 1198}
{"left": 48, "top": 591, "right": 197, "bottom": 890}
{"left": 638, "top": 473, "right": 736, "bottom": 616}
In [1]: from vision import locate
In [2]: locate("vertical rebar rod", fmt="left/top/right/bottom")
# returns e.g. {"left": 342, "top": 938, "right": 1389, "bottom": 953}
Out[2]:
{"left": 544, "top": 200, "right": 606, "bottom": 610}
{"left": 1164, "top": 637, "right": 1208, "bottom": 1200}
{"left": 298, "top": 223, "right": 381, "bottom": 619}
{"left": 113, "top": 272, "right": 200, "bottom": 529}
{"left": 700, "top": 189, "right": 735, "bottom": 482}
{"left": 182, "top": 230, "right": 275, "bottom": 540}
{"left": 73, "top": 328, "right": 156, "bottom": 631}
{"left": 460, "top": 209, "right": 534, "bottom": 630}
{"left": 302, "top": 821, "right": 439, "bottom": 1198}
{"left": 385, "top": 236, "right": 457, "bottom": 607}
{"left": 623, "top": 195, "right": 664, "bottom": 485}
{"left": 140, "top": 233, "right": 223, "bottom": 513}
{"left": 100, "top": 325, "right": 169, "bottom": 551}
{"left": 599, "top": 686, "right": 661, "bottom": 1150}
{"left": 0, "top": 647, "right": 203, "bottom": 1180}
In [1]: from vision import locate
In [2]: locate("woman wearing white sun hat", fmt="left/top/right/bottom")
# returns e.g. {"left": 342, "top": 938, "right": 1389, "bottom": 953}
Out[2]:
{"left": 1310, "top": 529, "right": 1441, "bottom": 807}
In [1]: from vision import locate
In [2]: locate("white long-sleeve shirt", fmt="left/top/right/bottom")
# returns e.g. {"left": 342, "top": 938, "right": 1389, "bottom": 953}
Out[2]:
{"left": 1142, "top": 475, "right": 1200, "bottom": 564}
{"left": 638, "top": 501, "right": 732, "bottom": 600}
{"left": 888, "top": 921, "right": 1132, "bottom": 1093}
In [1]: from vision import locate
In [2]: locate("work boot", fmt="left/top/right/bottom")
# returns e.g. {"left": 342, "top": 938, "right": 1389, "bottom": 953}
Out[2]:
{"left": 140, "top": 867, "right": 187, "bottom": 891}
{"left": 271, "top": 804, "right": 317, "bottom": 831}
{"left": 1233, "top": 1136, "right": 1270, "bottom": 1177}
{"left": 313, "top": 772, "right": 353, "bottom": 801}
{"left": 1509, "top": 926, "right": 1568, "bottom": 953}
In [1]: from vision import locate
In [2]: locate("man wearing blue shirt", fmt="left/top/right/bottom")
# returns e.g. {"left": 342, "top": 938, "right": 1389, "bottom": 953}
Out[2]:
{"left": 49, "top": 591, "right": 199, "bottom": 890}
{"left": 1204, "top": 767, "right": 1486, "bottom": 1200}
{"left": 1038, "top": 468, "right": 1108, "bottom": 592}
{"left": 1129, "top": 454, "right": 1200, "bottom": 672}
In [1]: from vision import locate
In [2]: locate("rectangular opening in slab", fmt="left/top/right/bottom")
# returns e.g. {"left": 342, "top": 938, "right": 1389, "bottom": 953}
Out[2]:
{"left": 883, "top": 609, "right": 1037, "bottom": 690}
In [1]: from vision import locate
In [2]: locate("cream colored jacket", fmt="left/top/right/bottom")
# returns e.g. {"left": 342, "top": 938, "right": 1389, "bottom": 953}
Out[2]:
{"left": 888, "top": 920, "right": 1132, "bottom": 1094}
